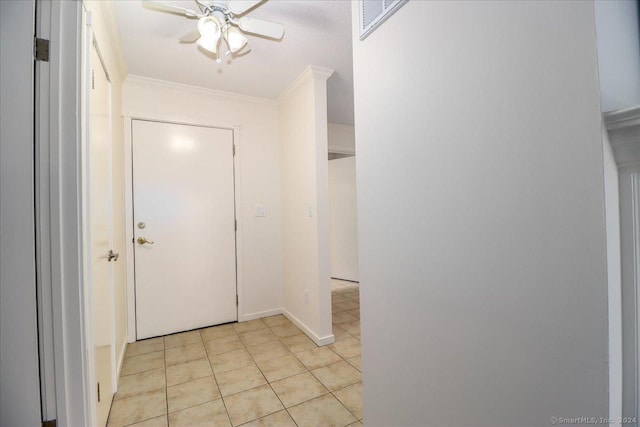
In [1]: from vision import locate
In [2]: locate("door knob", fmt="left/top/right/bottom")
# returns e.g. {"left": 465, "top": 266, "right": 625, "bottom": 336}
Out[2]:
{"left": 137, "top": 237, "right": 154, "bottom": 245}
{"left": 107, "top": 250, "right": 119, "bottom": 262}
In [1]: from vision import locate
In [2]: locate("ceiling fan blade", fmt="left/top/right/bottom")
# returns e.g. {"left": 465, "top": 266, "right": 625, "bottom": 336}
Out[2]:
{"left": 142, "top": 0, "right": 202, "bottom": 18}
{"left": 237, "top": 16, "right": 284, "bottom": 39}
{"left": 227, "top": 0, "right": 265, "bottom": 16}
{"left": 179, "top": 30, "right": 201, "bottom": 43}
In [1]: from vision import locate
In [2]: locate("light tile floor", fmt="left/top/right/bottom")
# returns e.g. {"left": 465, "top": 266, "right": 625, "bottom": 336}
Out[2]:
{"left": 107, "top": 286, "right": 362, "bottom": 427}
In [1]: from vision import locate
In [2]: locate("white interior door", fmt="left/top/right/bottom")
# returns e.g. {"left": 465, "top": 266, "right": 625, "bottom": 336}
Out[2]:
{"left": 132, "top": 120, "right": 237, "bottom": 339}
{"left": 89, "top": 43, "right": 114, "bottom": 427}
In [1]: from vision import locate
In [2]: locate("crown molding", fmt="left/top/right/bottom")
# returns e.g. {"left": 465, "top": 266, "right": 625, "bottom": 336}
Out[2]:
{"left": 97, "top": 0, "right": 127, "bottom": 79}
{"left": 604, "top": 105, "right": 640, "bottom": 131}
{"left": 277, "top": 65, "right": 335, "bottom": 103}
{"left": 604, "top": 105, "right": 640, "bottom": 167}
{"left": 124, "top": 74, "right": 278, "bottom": 106}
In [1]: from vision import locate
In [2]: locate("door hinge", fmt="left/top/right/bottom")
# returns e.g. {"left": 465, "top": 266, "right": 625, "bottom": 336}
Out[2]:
{"left": 34, "top": 37, "right": 50, "bottom": 62}
{"left": 236, "top": 295, "right": 238, "bottom": 306}
{"left": 97, "top": 382, "right": 101, "bottom": 403}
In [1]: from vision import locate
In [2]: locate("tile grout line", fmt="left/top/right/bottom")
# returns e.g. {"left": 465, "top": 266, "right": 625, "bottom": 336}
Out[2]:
{"left": 201, "top": 329, "right": 234, "bottom": 427}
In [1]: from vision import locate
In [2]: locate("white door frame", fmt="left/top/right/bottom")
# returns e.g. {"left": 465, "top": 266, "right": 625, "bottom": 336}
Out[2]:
{"left": 33, "top": 1, "right": 91, "bottom": 426}
{"left": 123, "top": 117, "right": 244, "bottom": 342}
{"left": 605, "top": 106, "right": 640, "bottom": 426}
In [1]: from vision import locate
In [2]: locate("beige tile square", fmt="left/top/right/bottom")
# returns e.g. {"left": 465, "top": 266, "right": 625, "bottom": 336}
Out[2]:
{"left": 166, "top": 342, "right": 207, "bottom": 366}
{"left": 239, "top": 328, "right": 278, "bottom": 347}
{"left": 333, "top": 382, "right": 362, "bottom": 419}
{"left": 107, "top": 389, "right": 166, "bottom": 427}
{"left": 223, "top": 384, "right": 284, "bottom": 426}
{"left": 246, "top": 340, "right": 291, "bottom": 362}
{"left": 331, "top": 296, "right": 347, "bottom": 305}
{"left": 115, "top": 368, "right": 165, "bottom": 400}
{"left": 204, "top": 334, "right": 244, "bottom": 356}
{"left": 295, "top": 347, "right": 342, "bottom": 370}
{"left": 125, "top": 337, "right": 164, "bottom": 359}
{"left": 334, "top": 300, "right": 359, "bottom": 311}
{"left": 239, "top": 410, "right": 296, "bottom": 427}
{"left": 121, "top": 351, "right": 164, "bottom": 376}
{"left": 287, "top": 394, "right": 356, "bottom": 427}
{"left": 233, "top": 319, "right": 266, "bottom": 334}
{"left": 270, "top": 372, "right": 329, "bottom": 408}
{"left": 166, "top": 357, "right": 212, "bottom": 386}
{"left": 269, "top": 323, "right": 302, "bottom": 338}
{"left": 167, "top": 376, "right": 221, "bottom": 413}
{"left": 347, "top": 309, "right": 360, "bottom": 319}
{"left": 329, "top": 337, "right": 361, "bottom": 359}
{"left": 346, "top": 356, "right": 361, "bottom": 372}
{"left": 261, "top": 315, "right": 290, "bottom": 328}
{"left": 168, "top": 399, "right": 231, "bottom": 427}
{"left": 347, "top": 421, "right": 363, "bottom": 427}
{"left": 210, "top": 349, "right": 254, "bottom": 374}
{"left": 255, "top": 354, "right": 307, "bottom": 383}
{"left": 342, "top": 289, "right": 359, "bottom": 297}
{"left": 332, "top": 312, "right": 358, "bottom": 325}
{"left": 165, "top": 330, "right": 202, "bottom": 349}
{"left": 201, "top": 323, "right": 237, "bottom": 342}
{"left": 311, "top": 361, "right": 361, "bottom": 391}
{"left": 280, "top": 334, "right": 317, "bottom": 354}
{"left": 127, "top": 415, "right": 168, "bottom": 427}
{"left": 340, "top": 321, "right": 360, "bottom": 336}
{"left": 331, "top": 325, "right": 353, "bottom": 341}
{"left": 216, "top": 364, "right": 267, "bottom": 396}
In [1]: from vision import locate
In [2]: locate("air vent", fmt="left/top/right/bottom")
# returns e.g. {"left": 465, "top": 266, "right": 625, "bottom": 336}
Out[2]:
{"left": 359, "top": 0, "right": 408, "bottom": 40}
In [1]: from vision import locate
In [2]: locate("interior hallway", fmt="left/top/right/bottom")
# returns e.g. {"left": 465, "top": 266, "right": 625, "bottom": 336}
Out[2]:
{"left": 107, "top": 282, "right": 361, "bottom": 427}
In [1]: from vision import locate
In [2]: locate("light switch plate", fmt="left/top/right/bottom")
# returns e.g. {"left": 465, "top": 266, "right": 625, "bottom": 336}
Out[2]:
{"left": 254, "top": 204, "right": 267, "bottom": 217}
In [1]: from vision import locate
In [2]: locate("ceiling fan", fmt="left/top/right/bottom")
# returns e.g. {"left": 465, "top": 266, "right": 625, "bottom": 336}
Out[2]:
{"left": 143, "top": 0, "right": 285, "bottom": 63}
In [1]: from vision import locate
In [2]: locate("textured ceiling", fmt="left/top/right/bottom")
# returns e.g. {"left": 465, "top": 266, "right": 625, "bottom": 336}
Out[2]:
{"left": 113, "top": 0, "right": 354, "bottom": 125}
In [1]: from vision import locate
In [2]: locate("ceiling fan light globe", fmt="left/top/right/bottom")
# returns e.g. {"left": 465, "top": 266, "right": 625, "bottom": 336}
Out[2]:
{"left": 197, "top": 16, "right": 221, "bottom": 53}
{"left": 224, "top": 27, "right": 248, "bottom": 53}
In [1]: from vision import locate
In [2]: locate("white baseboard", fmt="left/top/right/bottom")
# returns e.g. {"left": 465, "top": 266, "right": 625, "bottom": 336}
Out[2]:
{"left": 282, "top": 309, "right": 335, "bottom": 346}
{"left": 239, "top": 308, "right": 283, "bottom": 322}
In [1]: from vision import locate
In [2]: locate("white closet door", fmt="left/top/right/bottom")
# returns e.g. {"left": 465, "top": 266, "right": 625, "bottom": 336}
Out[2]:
{"left": 132, "top": 120, "right": 237, "bottom": 339}
{"left": 89, "top": 43, "right": 115, "bottom": 427}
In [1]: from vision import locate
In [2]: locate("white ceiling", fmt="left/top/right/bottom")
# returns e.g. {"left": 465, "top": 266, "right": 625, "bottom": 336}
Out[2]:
{"left": 113, "top": 0, "right": 355, "bottom": 126}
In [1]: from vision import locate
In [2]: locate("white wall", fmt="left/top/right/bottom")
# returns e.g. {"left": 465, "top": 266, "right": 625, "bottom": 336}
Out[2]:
{"left": 352, "top": 1, "right": 608, "bottom": 425}
{"left": 603, "top": 123, "right": 623, "bottom": 426}
{"left": 84, "top": 0, "right": 128, "bottom": 378}
{"left": 328, "top": 123, "right": 356, "bottom": 154}
{"left": 595, "top": 0, "right": 640, "bottom": 112}
{"left": 0, "top": 1, "right": 42, "bottom": 425}
{"left": 329, "top": 157, "right": 359, "bottom": 282}
{"left": 279, "top": 66, "right": 334, "bottom": 345}
{"left": 123, "top": 76, "right": 283, "bottom": 321}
